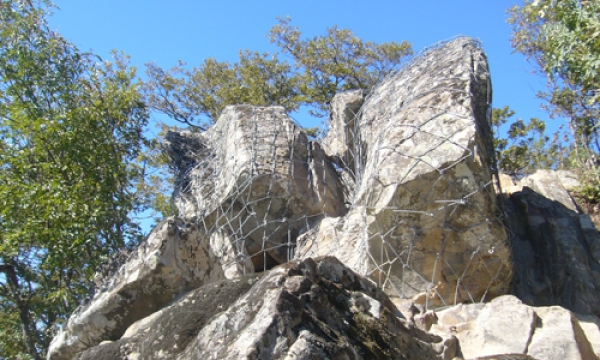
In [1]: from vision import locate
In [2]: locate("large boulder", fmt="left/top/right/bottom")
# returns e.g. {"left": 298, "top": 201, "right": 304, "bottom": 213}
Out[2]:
{"left": 297, "top": 37, "right": 511, "bottom": 308}
{"left": 167, "top": 105, "right": 346, "bottom": 272}
{"left": 47, "top": 218, "right": 224, "bottom": 360}
{"left": 71, "top": 257, "right": 455, "bottom": 360}
{"left": 63, "top": 260, "right": 600, "bottom": 360}
{"left": 503, "top": 170, "right": 600, "bottom": 315}
{"left": 424, "top": 295, "right": 599, "bottom": 360}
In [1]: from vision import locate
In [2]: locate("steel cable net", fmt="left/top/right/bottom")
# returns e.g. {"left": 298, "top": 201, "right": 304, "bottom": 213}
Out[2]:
{"left": 170, "top": 37, "right": 511, "bottom": 310}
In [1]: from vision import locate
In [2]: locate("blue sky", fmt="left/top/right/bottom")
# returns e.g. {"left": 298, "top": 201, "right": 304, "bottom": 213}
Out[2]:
{"left": 49, "top": 0, "right": 551, "bottom": 130}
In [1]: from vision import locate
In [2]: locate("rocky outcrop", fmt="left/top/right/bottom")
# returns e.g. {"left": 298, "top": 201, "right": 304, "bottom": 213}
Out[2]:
{"left": 72, "top": 257, "right": 454, "bottom": 360}
{"left": 60, "top": 259, "right": 600, "bottom": 360}
{"left": 163, "top": 39, "right": 511, "bottom": 310}
{"left": 169, "top": 105, "right": 346, "bottom": 272}
{"left": 48, "top": 218, "right": 224, "bottom": 360}
{"left": 299, "top": 37, "right": 511, "bottom": 308}
{"left": 49, "top": 37, "right": 600, "bottom": 360}
{"left": 422, "top": 295, "right": 599, "bottom": 359}
{"left": 502, "top": 170, "right": 600, "bottom": 315}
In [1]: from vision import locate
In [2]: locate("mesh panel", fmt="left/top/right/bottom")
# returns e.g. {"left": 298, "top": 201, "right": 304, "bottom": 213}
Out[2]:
{"left": 170, "top": 37, "right": 511, "bottom": 310}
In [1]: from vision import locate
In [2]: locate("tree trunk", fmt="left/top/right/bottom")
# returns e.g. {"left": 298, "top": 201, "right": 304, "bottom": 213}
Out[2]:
{"left": 0, "top": 263, "right": 42, "bottom": 360}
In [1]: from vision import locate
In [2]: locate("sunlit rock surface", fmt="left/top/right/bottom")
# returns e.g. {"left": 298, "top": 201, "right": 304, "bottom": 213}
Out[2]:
{"left": 48, "top": 37, "right": 600, "bottom": 360}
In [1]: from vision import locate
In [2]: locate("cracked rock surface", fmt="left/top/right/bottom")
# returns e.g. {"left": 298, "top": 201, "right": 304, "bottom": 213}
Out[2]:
{"left": 48, "top": 218, "right": 224, "bottom": 360}
{"left": 424, "top": 295, "right": 598, "bottom": 360}
{"left": 73, "top": 257, "right": 453, "bottom": 360}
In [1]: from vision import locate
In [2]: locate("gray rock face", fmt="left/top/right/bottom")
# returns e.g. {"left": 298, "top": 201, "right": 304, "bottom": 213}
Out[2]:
{"left": 72, "top": 257, "right": 454, "bottom": 360}
{"left": 503, "top": 170, "right": 600, "bottom": 315}
{"left": 161, "top": 38, "right": 511, "bottom": 310}
{"left": 169, "top": 105, "right": 346, "bottom": 271}
{"left": 74, "top": 274, "right": 264, "bottom": 360}
{"left": 297, "top": 37, "right": 511, "bottom": 308}
{"left": 61, "top": 260, "right": 600, "bottom": 360}
{"left": 321, "top": 89, "right": 365, "bottom": 175}
{"left": 425, "top": 295, "right": 599, "bottom": 360}
{"left": 47, "top": 218, "right": 224, "bottom": 360}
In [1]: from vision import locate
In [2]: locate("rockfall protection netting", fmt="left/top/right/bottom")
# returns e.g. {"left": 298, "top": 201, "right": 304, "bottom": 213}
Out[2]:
{"left": 167, "top": 37, "right": 510, "bottom": 310}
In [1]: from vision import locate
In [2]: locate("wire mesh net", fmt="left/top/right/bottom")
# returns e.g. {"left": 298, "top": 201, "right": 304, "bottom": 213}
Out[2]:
{"left": 166, "top": 36, "right": 510, "bottom": 310}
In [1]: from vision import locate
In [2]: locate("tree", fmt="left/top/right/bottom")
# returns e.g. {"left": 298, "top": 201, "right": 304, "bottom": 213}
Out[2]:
{"left": 509, "top": 0, "right": 600, "bottom": 101}
{"left": 492, "top": 106, "right": 567, "bottom": 177}
{"left": 144, "top": 18, "right": 413, "bottom": 129}
{"left": 508, "top": 0, "right": 600, "bottom": 202}
{"left": 268, "top": 17, "right": 413, "bottom": 117}
{"left": 0, "top": 1, "right": 148, "bottom": 358}
{"left": 144, "top": 52, "right": 300, "bottom": 131}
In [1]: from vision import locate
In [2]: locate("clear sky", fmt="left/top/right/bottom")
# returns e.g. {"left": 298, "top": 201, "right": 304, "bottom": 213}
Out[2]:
{"left": 48, "top": 0, "right": 551, "bottom": 129}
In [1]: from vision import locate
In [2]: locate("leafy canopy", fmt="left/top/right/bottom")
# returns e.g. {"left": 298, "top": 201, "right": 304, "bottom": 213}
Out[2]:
{"left": 492, "top": 106, "right": 568, "bottom": 177}
{"left": 508, "top": 0, "right": 600, "bottom": 202}
{"left": 510, "top": 0, "right": 600, "bottom": 101}
{"left": 0, "top": 1, "right": 148, "bottom": 358}
{"left": 268, "top": 17, "right": 413, "bottom": 117}
{"left": 144, "top": 17, "right": 413, "bottom": 130}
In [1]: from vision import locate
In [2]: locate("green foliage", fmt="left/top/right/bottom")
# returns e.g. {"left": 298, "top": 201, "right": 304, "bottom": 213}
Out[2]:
{"left": 509, "top": 0, "right": 600, "bottom": 101}
{"left": 577, "top": 176, "right": 600, "bottom": 204}
{"left": 508, "top": 0, "right": 600, "bottom": 200}
{"left": 492, "top": 106, "right": 567, "bottom": 177}
{"left": 134, "top": 122, "right": 180, "bottom": 223}
{"left": 144, "top": 18, "right": 412, "bottom": 128}
{"left": 144, "top": 52, "right": 300, "bottom": 130}
{"left": 302, "top": 126, "right": 321, "bottom": 140}
{"left": 0, "top": 1, "right": 148, "bottom": 358}
{"left": 268, "top": 17, "right": 413, "bottom": 117}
